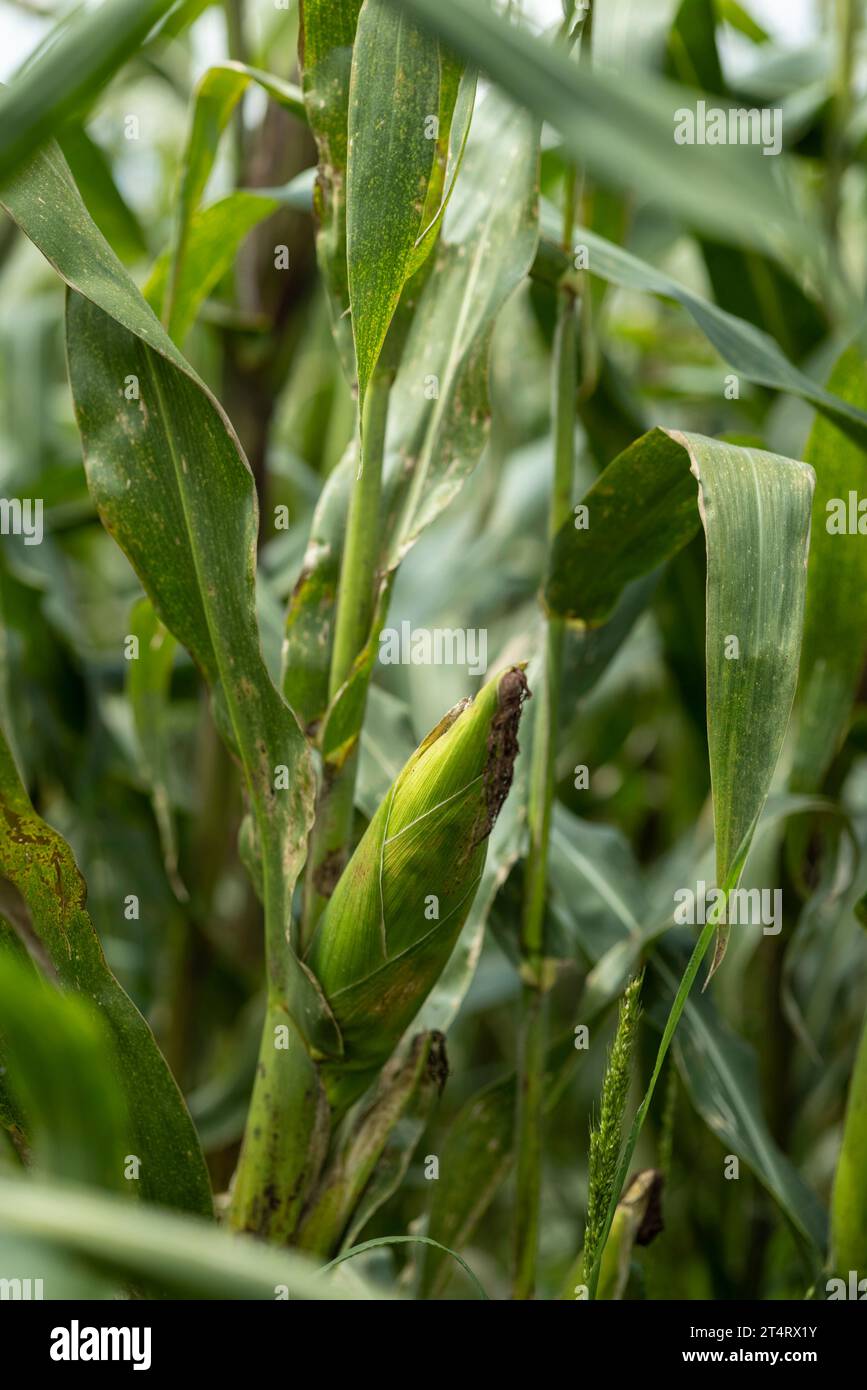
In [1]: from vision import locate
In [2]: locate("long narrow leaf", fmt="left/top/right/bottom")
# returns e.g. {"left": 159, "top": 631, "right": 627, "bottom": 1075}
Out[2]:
{"left": 164, "top": 62, "right": 306, "bottom": 336}
{"left": 658, "top": 952, "right": 826, "bottom": 1253}
{"left": 542, "top": 218, "right": 867, "bottom": 440}
{"left": 347, "top": 0, "right": 442, "bottom": 417}
{"left": 285, "top": 90, "right": 539, "bottom": 763}
{"left": 147, "top": 190, "right": 280, "bottom": 344}
{"left": 0, "top": 143, "right": 337, "bottom": 1059}
{"left": 127, "top": 597, "right": 185, "bottom": 899}
{"left": 393, "top": 0, "right": 812, "bottom": 259}
{"left": 831, "top": 1011, "right": 867, "bottom": 1277}
{"left": 300, "top": 0, "right": 365, "bottom": 376}
{"left": 0, "top": 0, "right": 177, "bottom": 184}
{"left": 0, "top": 952, "right": 127, "bottom": 1192}
{"left": 0, "top": 730, "right": 212, "bottom": 1215}
{"left": 0, "top": 1176, "right": 375, "bottom": 1300}
{"left": 546, "top": 427, "right": 814, "bottom": 976}
{"left": 792, "top": 349, "right": 867, "bottom": 792}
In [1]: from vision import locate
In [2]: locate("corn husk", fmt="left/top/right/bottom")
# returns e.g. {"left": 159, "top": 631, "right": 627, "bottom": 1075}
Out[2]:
{"left": 308, "top": 665, "right": 529, "bottom": 1110}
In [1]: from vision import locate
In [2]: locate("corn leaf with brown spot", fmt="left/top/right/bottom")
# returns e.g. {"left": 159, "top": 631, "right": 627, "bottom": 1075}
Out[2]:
{"left": 0, "top": 728, "right": 211, "bottom": 1215}
{"left": 0, "top": 141, "right": 337, "bottom": 1060}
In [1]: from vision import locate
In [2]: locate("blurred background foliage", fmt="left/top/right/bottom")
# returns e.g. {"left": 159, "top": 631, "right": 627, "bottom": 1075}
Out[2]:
{"left": 2, "top": 0, "right": 867, "bottom": 1299}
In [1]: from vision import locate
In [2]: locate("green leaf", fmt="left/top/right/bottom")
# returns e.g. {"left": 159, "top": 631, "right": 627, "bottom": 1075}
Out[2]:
{"left": 666, "top": 0, "right": 827, "bottom": 363}
{"left": 325, "top": 1234, "right": 486, "bottom": 1298}
{"left": 356, "top": 679, "right": 418, "bottom": 816}
{"left": 0, "top": 141, "right": 334, "bottom": 1059}
{"left": 346, "top": 0, "right": 444, "bottom": 419}
{"left": 297, "top": 1031, "right": 446, "bottom": 1256}
{"left": 716, "top": 0, "right": 770, "bottom": 44}
{"left": 417, "top": 1073, "right": 514, "bottom": 1298}
{"left": 408, "top": 58, "right": 477, "bottom": 277}
{"left": 0, "top": 727, "right": 212, "bottom": 1215}
{"left": 145, "top": 171, "right": 315, "bottom": 343}
{"left": 667, "top": 0, "right": 725, "bottom": 93}
{"left": 164, "top": 62, "right": 306, "bottom": 338}
{"left": 0, "top": 1229, "right": 114, "bottom": 1301}
{"left": 229, "top": 1003, "right": 331, "bottom": 1241}
{"left": 546, "top": 458, "right": 816, "bottom": 1283}
{"left": 546, "top": 806, "right": 665, "bottom": 1020}
{"left": 187, "top": 999, "right": 264, "bottom": 1152}
{"left": 544, "top": 219, "right": 867, "bottom": 440}
{"left": 792, "top": 348, "right": 867, "bottom": 793}
{"left": 0, "top": 951, "right": 127, "bottom": 1191}
{"left": 549, "top": 808, "right": 646, "bottom": 967}
{"left": 0, "top": 1175, "right": 376, "bottom": 1299}
{"left": 59, "top": 125, "right": 148, "bottom": 264}
{"left": 286, "top": 90, "right": 539, "bottom": 759}
{"left": 698, "top": 244, "right": 827, "bottom": 368}
{"left": 299, "top": 0, "right": 365, "bottom": 377}
{"left": 0, "top": 0, "right": 178, "bottom": 185}
{"left": 781, "top": 803, "right": 860, "bottom": 1059}
{"left": 283, "top": 450, "right": 353, "bottom": 733}
{"left": 393, "top": 0, "right": 814, "bottom": 260}
{"left": 561, "top": 794, "right": 844, "bottom": 1026}
{"left": 0, "top": 926, "right": 31, "bottom": 1145}
{"left": 546, "top": 427, "right": 814, "bottom": 971}
{"left": 831, "top": 1010, "right": 867, "bottom": 1276}
{"left": 655, "top": 948, "right": 827, "bottom": 1254}
{"left": 418, "top": 1036, "right": 575, "bottom": 1298}
{"left": 595, "top": 1171, "right": 665, "bottom": 1300}
{"left": 146, "top": 190, "right": 280, "bottom": 345}
{"left": 126, "top": 597, "right": 185, "bottom": 900}
{"left": 561, "top": 572, "right": 662, "bottom": 704}
{"left": 339, "top": 1062, "right": 442, "bottom": 1251}
{"left": 549, "top": 811, "right": 828, "bottom": 1277}
{"left": 379, "top": 91, "right": 539, "bottom": 570}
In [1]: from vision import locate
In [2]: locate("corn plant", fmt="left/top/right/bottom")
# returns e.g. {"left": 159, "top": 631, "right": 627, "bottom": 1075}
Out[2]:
{"left": 1, "top": 0, "right": 867, "bottom": 1308}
